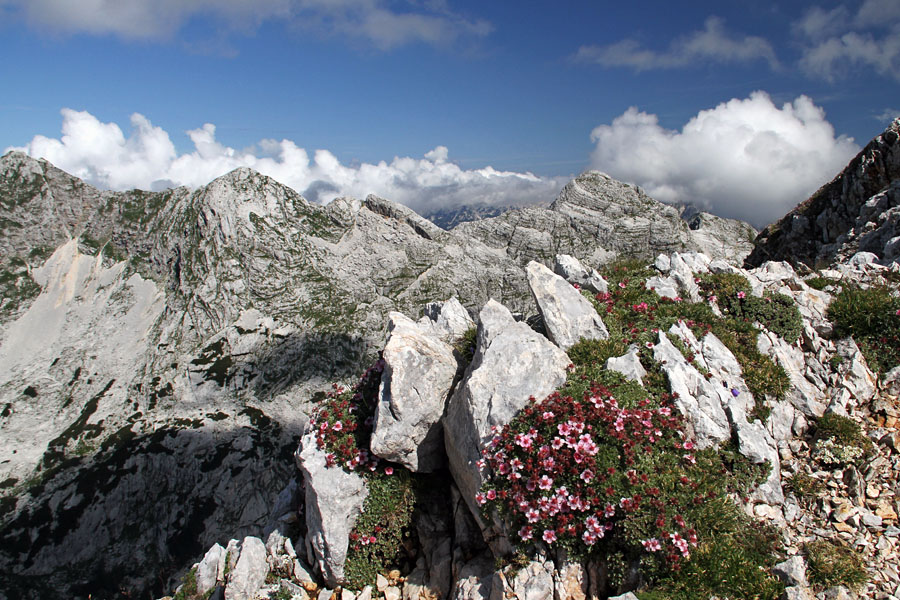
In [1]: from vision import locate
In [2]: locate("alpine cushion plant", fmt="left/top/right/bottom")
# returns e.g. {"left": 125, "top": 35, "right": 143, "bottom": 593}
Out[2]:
{"left": 827, "top": 283, "right": 900, "bottom": 375}
{"left": 477, "top": 385, "right": 705, "bottom": 576}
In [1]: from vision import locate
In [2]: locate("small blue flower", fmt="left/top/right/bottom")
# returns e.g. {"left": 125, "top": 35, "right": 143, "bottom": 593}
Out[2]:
{"left": 731, "top": 388, "right": 739, "bottom": 397}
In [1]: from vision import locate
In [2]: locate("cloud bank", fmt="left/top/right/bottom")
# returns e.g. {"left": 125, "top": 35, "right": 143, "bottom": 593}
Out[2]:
{"left": 795, "top": 0, "right": 900, "bottom": 82}
{"left": 4, "top": 0, "right": 492, "bottom": 50}
{"left": 576, "top": 17, "right": 779, "bottom": 71}
{"left": 6, "top": 108, "right": 565, "bottom": 216}
{"left": 589, "top": 91, "right": 859, "bottom": 228}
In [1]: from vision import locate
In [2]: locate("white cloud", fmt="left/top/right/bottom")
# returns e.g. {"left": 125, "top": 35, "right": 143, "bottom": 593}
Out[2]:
{"left": 795, "top": 2, "right": 900, "bottom": 82}
{"left": 876, "top": 108, "right": 900, "bottom": 123}
{"left": 588, "top": 91, "right": 859, "bottom": 228}
{"left": 576, "top": 17, "right": 779, "bottom": 71}
{"left": 5, "top": 0, "right": 491, "bottom": 49}
{"left": 6, "top": 108, "right": 565, "bottom": 216}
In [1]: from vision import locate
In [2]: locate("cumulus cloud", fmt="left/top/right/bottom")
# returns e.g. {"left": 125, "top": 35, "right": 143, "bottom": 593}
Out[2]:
{"left": 6, "top": 108, "right": 565, "bottom": 215}
{"left": 575, "top": 17, "right": 779, "bottom": 71}
{"left": 589, "top": 91, "right": 859, "bottom": 228}
{"left": 5, "top": 0, "right": 491, "bottom": 49}
{"left": 795, "top": 1, "right": 900, "bottom": 82}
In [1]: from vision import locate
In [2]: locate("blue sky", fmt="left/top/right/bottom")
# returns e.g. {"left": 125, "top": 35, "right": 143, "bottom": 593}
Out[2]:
{"left": 1, "top": 0, "right": 898, "bottom": 226}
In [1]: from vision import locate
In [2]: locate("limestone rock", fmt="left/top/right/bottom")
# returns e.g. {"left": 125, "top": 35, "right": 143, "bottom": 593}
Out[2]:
{"left": 553, "top": 254, "right": 608, "bottom": 293}
{"left": 526, "top": 261, "right": 608, "bottom": 350}
{"left": 295, "top": 430, "right": 368, "bottom": 586}
{"left": 452, "top": 554, "right": 496, "bottom": 600}
{"left": 370, "top": 312, "right": 458, "bottom": 472}
{"left": 758, "top": 331, "right": 827, "bottom": 418}
{"left": 224, "top": 536, "right": 268, "bottom": 600}
{"left": 197, "top": 543, "right": 227, "bottom": 595}
{"left": 443, "top": 299, "right": 569, "bottom": 552}
{"left": 748, "top": 118, "right": 900, "bottom": 269}
{"left": 652, "top": 328, "right": 730, "bottom": 447}
{"left": 773, "top": 556, "right": 809, "bottom": 587}
{"left": 418, "top": 297, "right": 475, "bottom": 344}
{"left": 605, "top": 345, "right": 647, "bottom": 385}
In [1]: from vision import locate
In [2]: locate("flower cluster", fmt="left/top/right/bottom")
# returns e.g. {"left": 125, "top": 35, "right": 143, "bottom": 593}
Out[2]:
{"left": 309, "top": 357, "right": 385, "bottom": 472}
{"left": 478, "top": 385, "right": 703, "bottom": 567}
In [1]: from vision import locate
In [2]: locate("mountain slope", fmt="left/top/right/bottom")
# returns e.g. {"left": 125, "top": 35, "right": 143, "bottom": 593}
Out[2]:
{"left": 746, "top": 118, "right": 900, "bottom": 268}
{"left": 0, "top": 152, "right": 756, "bottom": 599}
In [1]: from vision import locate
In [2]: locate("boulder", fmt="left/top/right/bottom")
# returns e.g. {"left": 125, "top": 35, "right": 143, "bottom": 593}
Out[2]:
{"left": 452, "top": 554, "right": 496, "bottom": 600}
{"left": 553, "top": 254, "right": 608, "bottom": 293}
{"left": 526, "top": 261, "right": 608, "bottom": 350}
{"left": 418, "top": 298, "right": 476, "bottom": 343}
{"left": 443, "top": 299, "right": 570, "bottom": 552}
{"left": 651, "top": 328, "right": 730, "bottom": 447}
{"left": 772, "top": 556, "right": 809, "bottom": 588}
{"left": 605, "top": 345, "right": 647, "bottom": 385}
{"left": 295, "top": 429, "right": 369, "bottom": 586}
{"left": 370, "top": 312, "right": 458, "bottom": 472}
{"left": 224, "top": 536, "right": 268, "bottom": 600}
{"left": 196, "top": 543, "right": 226, "bottom": 595}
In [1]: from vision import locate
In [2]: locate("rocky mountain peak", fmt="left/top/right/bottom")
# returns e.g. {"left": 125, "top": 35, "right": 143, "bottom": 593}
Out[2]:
{"left": 747, "top": 118, "right": 900, "bottom": 268}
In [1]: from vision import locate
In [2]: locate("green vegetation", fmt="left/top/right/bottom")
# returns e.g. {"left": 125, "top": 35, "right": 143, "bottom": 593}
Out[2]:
{"left": 477, "top": 258, "right": 784, "bottom": 598}
{"left": 453, "top": 326, "right": 478, "bottom": 367}
{"left": 584, "top": 260, "right": 793, "bottom": 418}
{"left": 172, "top": 567, "right": 213, "bottom": 600}
{"left": 827, "top": 284, "right": 900, "bottom": 374}
{"left": 343, "top": 470, "right": 417, "bottom": 589}
{"left": 786, "top": 471, "right": 825, "bottom": 504}
{"left": 804, "top": 539, "right": 867, "bottom": 591}
{"left": 812, "top": 413, "right": 873, "bottom": 467}
{"left": 0, "top": 267, "right": 41, "bottom": 319}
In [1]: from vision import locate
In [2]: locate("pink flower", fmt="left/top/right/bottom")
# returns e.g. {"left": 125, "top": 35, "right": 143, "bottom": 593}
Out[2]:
{"left": 515, "top": 432, "right": 533, "bottom": 450}
{"left": 542, "top": 529, "right": 557, "bottom": 544}
{"left": 385, "top": 466, "right": 394, "bottom": 475}
{"left": 538, "top": 475, "right": 553, "bottom": 490}
{"left": 542, "top": 411, "right": 555, "bottom": 420}
{"left": 580, "top": 469, "right": 594, "bottom": 483}
{"left": 519, "top": 526, "right": 533, "bottom": 541}
{"left": 619, "top": 281, "right": 627, "bottom": 289}
{"left": 525, "top": 508, "right": 540, "bottom": 523}
{"left": 369, "top": 536, "right": 377, "bottom": 544}
{"left": 737, "top": 291, "right": 746, "bottom": 299}
{"left": 486, "top": 489, "right": 497, "bottom": 501}
{"left": 642, "top": 538, "right": 662, "bottom": 552}
{"left": 332, "top": 421, "right": 343, "bottom": 431}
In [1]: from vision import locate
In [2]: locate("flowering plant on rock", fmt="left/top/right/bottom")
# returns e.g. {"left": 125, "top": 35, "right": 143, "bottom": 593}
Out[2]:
{"left": 310, "top": 357, "right": 385, "bottom": 473}
{"left": 307, "top": 356, "right": 419, "bottom": 589}
{"left": 477, "top": 384, "right": 709, "bottom": 571}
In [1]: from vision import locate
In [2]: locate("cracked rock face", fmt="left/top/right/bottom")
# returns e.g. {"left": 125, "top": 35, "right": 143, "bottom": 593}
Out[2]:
{"left": 525, "top": 261, "right": 608, "bottom": 350}
{"left": 370, "top": 312, "right": 458, "bottom": 472}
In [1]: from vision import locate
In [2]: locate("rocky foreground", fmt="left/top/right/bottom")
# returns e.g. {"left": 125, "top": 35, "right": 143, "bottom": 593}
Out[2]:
{"left": 162, "top": 251, "right": 900, "bottom": 600}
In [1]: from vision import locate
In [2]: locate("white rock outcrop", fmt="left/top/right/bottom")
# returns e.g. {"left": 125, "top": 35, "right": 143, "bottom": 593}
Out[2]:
{"left": 526, "top": 261, "right": 608, "bottom": 350}
{"left": 370, "top": 312, "right": 458, "bottom": 472}
{"left": 296, "top": 430, "right": 369, "bottom": 586}
{"left": 224, "top": 536, "right": 268, "bottom": 600}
